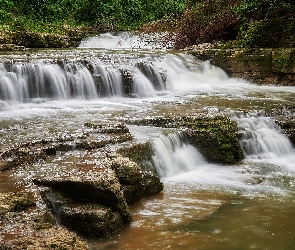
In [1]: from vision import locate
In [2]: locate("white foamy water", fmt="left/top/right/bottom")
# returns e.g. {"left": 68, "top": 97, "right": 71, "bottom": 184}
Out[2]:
{"left": 151, "top": 121, "right": 295, "bottom": 194}
{"left": 79, "top": 32, "right": 174, "bottom": 50}
{"left": 237, "top": 117, "right": 294, "bottom": 159}
{"left": 152, "top": 132, "right": 207, "bottom": 178}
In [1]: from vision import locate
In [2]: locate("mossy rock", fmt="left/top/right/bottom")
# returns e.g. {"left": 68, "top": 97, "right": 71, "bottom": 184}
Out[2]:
{"left": 128, "top": 115, "right": 244, "bottom": 164}
{"left": 184, "top": 116, "right": 244, "bottom": 164}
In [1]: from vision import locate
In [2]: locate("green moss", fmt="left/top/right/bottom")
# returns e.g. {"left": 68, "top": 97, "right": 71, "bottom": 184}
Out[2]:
{"left": 117, "top": 142, "right": 156, "bottom": 172}
{"left": 128, "top": 115, "right": 244, "bottom": 164}
{"left": 184, "top": 116, "right": 243, "bottom": 164}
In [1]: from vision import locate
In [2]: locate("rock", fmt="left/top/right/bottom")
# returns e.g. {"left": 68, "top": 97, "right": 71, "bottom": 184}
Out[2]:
{"left": 127, "top": 115, "right": 244, "bottom": 164}
{"left": 33, "top": 168, "right": 131, "bottom": 224}
{"left": 276, "top": 116, "right": 295, "bottom": 146}
{"left": 0, "top": 191, "right": 35, "bottom": 216}
{"left": 84, "top": 122, "right": 130, "bottom": 134}
{"left": 61, "top": 203, "right": 124, "bottom": 237}
{"left": 185, "top": 116, "right": 244, "bottom": 164}
{"left": 107, "top": 155, "right": 142, "bottom": 185}
{"left": 140, "top": 170, "right": 163, "bottom": 196}
{"left": 0, "top": 191, "right": 89, "bottom": 249}
{"left": 103, "top": 153, "right": 163, "bottom": 204}
{"left": 0, "top": 226, "right": 89, "bottom": 250}
{"left": 120, "top": 69, "right": 133, "bottom": 95}
{"left": 191, "top": 48, "right": 295, "bottom": 86}
{"left": 117, "top": 142, "right": 157, "bottom": 172}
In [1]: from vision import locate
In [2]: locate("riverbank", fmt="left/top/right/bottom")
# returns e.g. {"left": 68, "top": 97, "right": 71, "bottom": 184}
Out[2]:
{"left": 190, "top": 47, "right": 295, "bottom": 86}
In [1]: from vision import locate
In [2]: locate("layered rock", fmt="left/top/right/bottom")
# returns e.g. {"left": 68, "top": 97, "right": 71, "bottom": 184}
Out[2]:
{"left": 34, "top": 167, "right": 131, "bottom": 223}
{"left": 104, "top": 153, "right": 163, "bottom": 204}
{"left": 191, "top": 48, "right": 295, "bottom": 86}
{"left": 32, "top": 152, "right": 163, "bottom": 238}
{"left": 0, "top": 121, "right": 164, "bottom": 245}
{"left": 0, "top": 191, "right": 89, "bottom": 250}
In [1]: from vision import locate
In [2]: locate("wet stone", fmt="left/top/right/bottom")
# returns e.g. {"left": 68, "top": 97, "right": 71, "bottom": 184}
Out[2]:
{"left": 61, "top": 203, "right": 124, "bottom": 237}
{"left": 33, "top": 167, "right": 131, "bottom": 224}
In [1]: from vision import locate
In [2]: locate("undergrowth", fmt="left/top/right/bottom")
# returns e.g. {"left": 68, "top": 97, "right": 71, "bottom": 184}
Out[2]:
{"left": 0, "top": 0, "right": 294, "bottom": 49}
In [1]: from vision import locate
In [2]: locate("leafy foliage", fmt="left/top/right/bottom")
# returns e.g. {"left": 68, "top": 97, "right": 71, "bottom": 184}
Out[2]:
{"left": 175, "top": 0, "right": 295, "bottom": 48}
{"left": 0, "top": 0, "right": 187, "bottom": 30}
{"left": 1, "top": 0, "right": 294, "bottom": 49}
{"left": 0, "top": 0, "right": 14, "bottom": 24}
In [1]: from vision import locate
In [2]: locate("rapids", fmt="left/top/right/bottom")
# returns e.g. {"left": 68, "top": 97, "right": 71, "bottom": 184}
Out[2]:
{"left": 1, "top": 32, "right": 295, "bottom": 249}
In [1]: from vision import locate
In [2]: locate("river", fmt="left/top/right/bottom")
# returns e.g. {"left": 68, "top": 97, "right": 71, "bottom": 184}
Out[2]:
{"left": 1, "top": 32, "right": 295, "bottom": 249}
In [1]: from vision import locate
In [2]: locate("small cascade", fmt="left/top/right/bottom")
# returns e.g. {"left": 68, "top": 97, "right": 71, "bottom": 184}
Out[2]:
{"left": 79, "top": 32, "right": 138, "bottom": 49}
{"left": 0, "top": 61, "right": 99, "bottom": 102}
{"left": 135, "top": 61, "right": 166, "bottom": 91}
{"left": 130, "top": 67, "right": 156, "bottom": 98}
{"left": 44, "top": 190, "right": 62, "bottom": 226}
{"left": 152, "top": 132, "right": 207, "bottom": 178}
{"left": 79, "top": 32, "right": 175, "bottom": 50}
{"left": 237, "top": 117, "right": 294, "bottom": 159}
{"left": 92, "top": 63, "right": 123, "bottom": 97}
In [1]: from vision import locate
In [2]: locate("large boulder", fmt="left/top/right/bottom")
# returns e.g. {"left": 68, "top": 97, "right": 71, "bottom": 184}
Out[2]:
{"left": 33, "top": 167, "right": 131, "bottom": 224}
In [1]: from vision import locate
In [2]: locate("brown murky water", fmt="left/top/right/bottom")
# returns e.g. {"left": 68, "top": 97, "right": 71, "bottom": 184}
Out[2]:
{"left": 89, "top": 182, "right": 295, "bottom": 250}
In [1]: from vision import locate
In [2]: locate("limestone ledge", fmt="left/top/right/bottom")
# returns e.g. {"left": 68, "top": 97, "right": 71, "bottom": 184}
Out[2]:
{"left": 190, "top": 48, "right": 295, "bottom": 86}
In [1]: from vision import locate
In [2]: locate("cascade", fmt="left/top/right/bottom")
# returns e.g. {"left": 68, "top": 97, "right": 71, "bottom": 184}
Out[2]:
{"left": 0, "top": 56, "right": 175, "bottom": 105}
{"left": 91, "top": 63, "right": 123, "bottom": 97}
{"left": 236, "top": 117, "right": 294, "bottom": 159}
{"left": 152, "top": 132, "right": 207, "bottom": 178}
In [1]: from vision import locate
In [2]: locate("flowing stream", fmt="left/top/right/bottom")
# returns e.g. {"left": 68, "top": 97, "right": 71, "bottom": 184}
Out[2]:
{"left": 1, "top": 32, "right": 295, "bottom": 249}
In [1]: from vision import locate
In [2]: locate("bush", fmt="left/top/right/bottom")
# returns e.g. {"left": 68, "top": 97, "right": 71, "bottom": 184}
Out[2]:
{"left": 174, "top": 0, "right": 295, "bottom": 49}
{"left": 175, "top": 0, "right": 242, "bottom": 48}
{"left": 7, "top": 0, "right": 187, "bottom": 30}
{"left": 0, "top": 0, "right": 14, "bottom": 25}
{"left": 237, "top": 18, "right": 295, "bottom": 48}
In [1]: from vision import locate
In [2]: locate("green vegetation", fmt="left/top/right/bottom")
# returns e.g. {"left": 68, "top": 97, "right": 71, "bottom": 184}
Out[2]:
{"left": 0, "top": 0, "right": 294, "bottom": 48}
{"left": 175, "top": 0, "right": 295, "bottom": 48}
{"left": 0, "top": 0, "right": 187, "bottom": 31}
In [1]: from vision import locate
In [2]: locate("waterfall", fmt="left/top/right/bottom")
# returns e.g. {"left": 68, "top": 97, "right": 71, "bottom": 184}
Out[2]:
{"left": 152, "top": 132, "right": 207, "bottom": 178}
{"left": 237, "top": 117, "right": 294, "bottom": 159}
{"left": 0, "top": 55, "right": 175, "bottom": 105}
{"left": 92, "top": 64, "right": 123, "bottom": 97}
